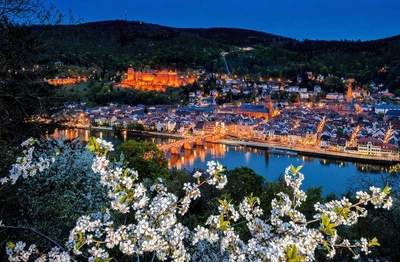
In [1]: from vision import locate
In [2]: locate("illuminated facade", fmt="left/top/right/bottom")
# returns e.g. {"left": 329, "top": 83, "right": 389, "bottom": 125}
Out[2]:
{"left": 118, "top": 68, "right": 196, "bottom": 91}
{"left": 357, "top": 137, "right": 398, "bottom": 157}
{"left": 46, "top": 77, "right": 88, "bottom": 85}
{"left": 347, "top": 83, "right": 353, "bottom": 102}
{"left": 235, "top": 104, "right": 269, "bottom": 120}
{"left": 264, "top": 95, "right": 273, "bottom": 120}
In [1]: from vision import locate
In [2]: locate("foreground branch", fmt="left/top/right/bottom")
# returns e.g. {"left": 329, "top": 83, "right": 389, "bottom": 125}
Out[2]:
{"left": 1, "top": 225, "right": 75, "bottom": 261}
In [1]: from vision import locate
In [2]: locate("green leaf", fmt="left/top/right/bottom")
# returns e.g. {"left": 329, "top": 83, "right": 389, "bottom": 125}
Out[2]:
{"left": 286, "top": 244, "right": 301, "bottom": 261}
{"left": 217, "top": 199, "right": 231, "bottom": 213}
{"left": 383, "top": 185, "right": 391, "bottom": 195}
{"left": 87, "top": 136, "right": 97, "bottom": 152}
{"left": 321, "top": 213, "right": 329, "bottom": 227}
{"left": 75, "top": 240, "right": 83, "bottom": 250}
{"left": 218, "top": 214, "right": 230, "bottom": 231}
{"left": 123, "top": 168, "right": 129, "bottom": 177}
{"left": 321, "top": 213, "right": 336, "bottom": 235}
{"left": 6, "top": 242, "right": 15, "bottom": 249}
{"left": 369, "top": 237, "right": 380, "bottom": 247}
{"left": 290, "top": 165, "right": 303, "bottom": 176}
{"left": 334, "top": 206, "right": 350, "bottom": 220}
{"left": 246, "top": 193, "right": 259, "bottom": 206}
{"left": 94, "top": 256, "right": 113, "bottom": 262}
{"left": 119, "top": 195, "right": 127, "bottom": 204}
{"left": 217, "top": 199, "right": 226, "bottom": 206}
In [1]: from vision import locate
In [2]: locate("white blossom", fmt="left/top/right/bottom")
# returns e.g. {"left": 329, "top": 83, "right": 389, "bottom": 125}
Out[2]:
{"left": 3, "top": 138, "right": 394, "bottom": 262}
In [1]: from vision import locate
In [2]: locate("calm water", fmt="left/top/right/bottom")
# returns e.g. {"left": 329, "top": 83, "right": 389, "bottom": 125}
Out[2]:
{"left": 56, "top": 128, "right": 394, "bottom": 196}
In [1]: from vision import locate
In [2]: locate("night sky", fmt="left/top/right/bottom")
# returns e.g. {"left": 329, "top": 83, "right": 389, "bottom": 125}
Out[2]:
{"left": 48, "top": 0, "right": 400, "bottom": 41}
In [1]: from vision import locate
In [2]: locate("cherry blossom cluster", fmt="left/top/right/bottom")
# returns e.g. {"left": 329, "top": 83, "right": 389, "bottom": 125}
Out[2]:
{"left": 3, "top": 138, "right": 393, "bottom": 262}
{"left": 1, "top": 138, "right": 54, "bottom": 185}
{"left": 66, "top": 147, "right": 229, "bottom": 261}
{"left": 6, "top": 241, "right": 70, "bottom": 262}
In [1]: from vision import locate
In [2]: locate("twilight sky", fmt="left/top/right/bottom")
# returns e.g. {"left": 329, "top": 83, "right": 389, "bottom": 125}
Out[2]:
{"left": 48, "top": 0, "right": 400, "bottom": 41}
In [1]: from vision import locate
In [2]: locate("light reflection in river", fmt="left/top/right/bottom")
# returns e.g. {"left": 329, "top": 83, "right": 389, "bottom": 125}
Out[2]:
{"left": 54, "top": 129, "right": 394, "bottom": 196}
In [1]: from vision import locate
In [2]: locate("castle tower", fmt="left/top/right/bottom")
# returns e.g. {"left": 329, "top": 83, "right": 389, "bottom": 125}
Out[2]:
{"left": 347, "top": 83, "right": 353, "bottom": 103}
{"left": 127, "top": 68, "right": 135, "bottom": 81}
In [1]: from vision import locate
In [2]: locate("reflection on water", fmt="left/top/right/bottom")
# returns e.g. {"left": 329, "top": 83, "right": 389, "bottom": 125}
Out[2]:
{"left": 54, "top": 129, "right": 394, "bottom": 196}
{"left": 302, "top": 155, "right": 316, "bottom": 162}
{"left": 168, "top": 143, "right": 227, "bottom": 170}
{"left": 354, "top": 163, "right": 392, "bottom": 173}
{"left": 319, "top": 159, "right": 347, "bottom": 167}
{"left": 53, "top": 129, "right": 178, "bottom": 147}
{"left": 317, "top": 159, "right": 392, "bottom": 173}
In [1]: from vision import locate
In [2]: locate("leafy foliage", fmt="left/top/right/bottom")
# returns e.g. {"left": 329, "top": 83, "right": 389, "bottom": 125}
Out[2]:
{"left": 223, "top": 166, "right": 265, "bottom": 204}
{"left": 0, "top": 18, "right": 64, "bottom": 146}
{"left": 116, "top": 139, "right": 169, "bottom": 181}
{"left": 1, "top": 139, "right": 109, "bottom": 251}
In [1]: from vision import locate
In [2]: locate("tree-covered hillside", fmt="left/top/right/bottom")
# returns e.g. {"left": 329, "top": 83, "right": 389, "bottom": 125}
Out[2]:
{"left": 35, "top": 20, "right": 228, "bottom": 73}
{"left": 35, "top": 20, "right": 400, "bottom": 92}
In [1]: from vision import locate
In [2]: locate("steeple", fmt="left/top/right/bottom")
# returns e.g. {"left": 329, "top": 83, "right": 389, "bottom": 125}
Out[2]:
{"left": 264, "top": 94, "right": 273, "bottom": 121}
{"left": 347, "top": 83, "right": 353, "bottom": 102}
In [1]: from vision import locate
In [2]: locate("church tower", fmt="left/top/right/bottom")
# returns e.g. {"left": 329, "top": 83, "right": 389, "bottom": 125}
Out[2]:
{"left": 347, "top": 83, "right": 353, "bottom": 102}
{"left": 264, "top": 94, "right": 273, "bottom": 121}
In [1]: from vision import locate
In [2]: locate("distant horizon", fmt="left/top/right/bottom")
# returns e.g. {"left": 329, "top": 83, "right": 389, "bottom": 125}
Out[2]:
{"left": 47, "top": 0, "right": 400, "bottom": 42}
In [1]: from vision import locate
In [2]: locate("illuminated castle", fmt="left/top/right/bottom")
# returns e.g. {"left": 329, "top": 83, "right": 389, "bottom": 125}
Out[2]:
{"left": 118, "top": 68, "right": 196, "bottom": 91}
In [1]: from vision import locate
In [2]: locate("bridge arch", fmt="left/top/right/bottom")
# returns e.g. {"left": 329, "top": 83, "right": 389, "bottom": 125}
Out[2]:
{"left": 195, "top": 138, "right": 204, "bottom": 146}
{"left": 159, "top": 134, "right": 215, "bottom": 155}
{"left": 170, "top": 145, "right": 182, "bottom": 155}
{"left": 183, "top": 142, "right": 194, "bottom": 150}
{"left": 205, "top": 136, "right": 214, "bottom": 142}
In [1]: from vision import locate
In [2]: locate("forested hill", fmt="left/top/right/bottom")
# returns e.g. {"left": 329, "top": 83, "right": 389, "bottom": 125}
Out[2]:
{"left": 178, "top": 27, "right": 288, "bottom": 46}
{"left": 35, "top": 20, "right": 400, "bottom": 92}
{"left": 35, "top": 20, "right": 228, "bottom": 72}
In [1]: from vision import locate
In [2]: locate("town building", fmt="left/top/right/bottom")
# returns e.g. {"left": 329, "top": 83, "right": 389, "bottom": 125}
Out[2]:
{"left": 357, "top": 137, "right": 398, "bottom": 157}
{"left": 235, "top": 104, "right": 269, "bottom": 120}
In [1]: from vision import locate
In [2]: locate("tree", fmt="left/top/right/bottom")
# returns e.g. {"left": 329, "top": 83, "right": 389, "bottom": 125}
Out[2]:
{"left": 0, "top": 1, "right": 73, "bottom": 232}
{"left": 1, "top": 139, "right": 109, "bottom": 249}
{"left": 324, "top": 76, "right": 345, "bottom": 93}
{"left": 223, "top": 166, "right": 265, "bottom": 204}
{"left": 116, "top": 139, "right": 169, "bottom": 181}
{"left": 0, "top": 18, "right": 63, "bottom": 146}
{"left": 288, "top": 92, "right": 300, "bottom": 103}
{"left": 338, "top": 169, "right": 400, "bottom": 260}
{"left": 0, "top": 0, "right": 83, "bottom": 148}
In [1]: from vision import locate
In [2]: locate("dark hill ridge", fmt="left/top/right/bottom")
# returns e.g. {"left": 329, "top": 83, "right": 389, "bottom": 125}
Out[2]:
{"left": 178, "top": 27, "right": 289, "bottom": 46}
{"left": 33, "top": 20, "right": 400, "bottom": 93}
{"left": 33, "top": 20, "right": 230, "bottom": 70}
{"left": 77, "top": 20, "right": 289, "bottom": 46}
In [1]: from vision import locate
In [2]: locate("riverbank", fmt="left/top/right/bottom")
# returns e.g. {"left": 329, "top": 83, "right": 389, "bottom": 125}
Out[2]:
{"left": 74, "top": 126, "right": 185, "bottom": 139}
{"left": 213, "top": 139, "right": 400, "bottom": 165}
{"left": 68, "top": 126, "right": 399, "bottom": 165}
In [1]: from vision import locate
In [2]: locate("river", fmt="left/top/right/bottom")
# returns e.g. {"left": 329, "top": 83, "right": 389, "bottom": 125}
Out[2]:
{"left": 55, "top": 128, "right": 395, "bottom": 196}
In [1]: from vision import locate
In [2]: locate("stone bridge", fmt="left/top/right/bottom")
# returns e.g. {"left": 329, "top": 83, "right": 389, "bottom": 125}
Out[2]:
{"left": 158, "top": 134, "right": 215, "bottom": 155}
